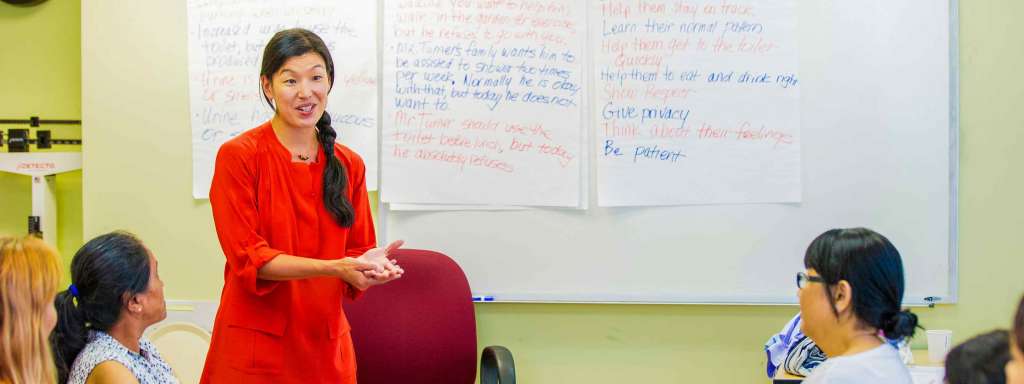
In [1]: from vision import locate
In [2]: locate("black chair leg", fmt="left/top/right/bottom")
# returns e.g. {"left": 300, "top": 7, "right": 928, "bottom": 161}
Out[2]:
{"left": 480, "top": 345, "right": 515, "bottom": 384}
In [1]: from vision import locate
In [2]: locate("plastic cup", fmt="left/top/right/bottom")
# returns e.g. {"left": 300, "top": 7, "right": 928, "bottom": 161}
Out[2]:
{"left": 926, "top": 329, "right": 953, "bottom": 362}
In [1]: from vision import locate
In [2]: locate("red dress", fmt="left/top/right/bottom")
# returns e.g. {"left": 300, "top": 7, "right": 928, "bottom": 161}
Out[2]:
{"left": 200, "top": 122, "right": 375, "bottom": 384}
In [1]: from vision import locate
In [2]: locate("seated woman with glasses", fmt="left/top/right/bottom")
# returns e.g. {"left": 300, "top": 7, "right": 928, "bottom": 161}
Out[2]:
{"left": 796, "top": 227, "right": 919, "bottom": 384}
{"left": 764, "top": 312, "right": 912, "bottom": 379}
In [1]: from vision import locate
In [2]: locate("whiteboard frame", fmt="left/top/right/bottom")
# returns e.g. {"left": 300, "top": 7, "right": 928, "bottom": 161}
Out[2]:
{"left": 946, "top": 0, "right": 960, "bottom": 305}
{"left": 375, "top": 0, "right": 960, "bottom": 306}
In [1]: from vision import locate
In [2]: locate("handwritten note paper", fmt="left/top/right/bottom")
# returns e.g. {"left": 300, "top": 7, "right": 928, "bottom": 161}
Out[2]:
{"left": 381, "top": 0, "right": 584, "bottom": 207}
{"left": 594, "top": 0, "right": 801, "bottom": 206}
{"left": 187, "top": 0, "right": 378, "bottom": 198}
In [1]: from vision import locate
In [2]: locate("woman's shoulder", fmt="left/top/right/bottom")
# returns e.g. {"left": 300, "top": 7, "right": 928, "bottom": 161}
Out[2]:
{"left": 84, "top": 361, "right": 140, "bottom": 384}
{"left": 70, "top": 333, "right": 175, "bottom": 384}
{"left": 69, "top": 333, "right": 131, "bottom": 383}
{"left": 332, "top": 142, "right": 365, "bottom": 172}
{"left": 218, "top": 122, "right": 273, "bottom": 157}
{"left": 809, "top": 345, "right": 911, "bottom": 383}
{"left": 76, "top": 331, "right": 123, "bottom": 360}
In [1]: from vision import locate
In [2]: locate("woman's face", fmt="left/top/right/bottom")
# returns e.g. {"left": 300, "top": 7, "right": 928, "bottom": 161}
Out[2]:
{"left": 1008, "top": 337, "right": 1024, "bottom": 384}
{"left": 261, "top": 52, "right": 331, "bottom": 130}
{"left": 798, "top": 268, "right": 833, "bottom": 348}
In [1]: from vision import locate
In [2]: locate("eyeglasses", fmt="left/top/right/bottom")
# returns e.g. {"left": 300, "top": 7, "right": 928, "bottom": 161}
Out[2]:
{"left": 796, "top": 272, "right": 826, "bottom": 289}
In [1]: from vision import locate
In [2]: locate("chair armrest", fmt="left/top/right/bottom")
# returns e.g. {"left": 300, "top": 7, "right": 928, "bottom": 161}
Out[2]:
{"left": 480, "top": 345, "right": 516, "bottom": 384}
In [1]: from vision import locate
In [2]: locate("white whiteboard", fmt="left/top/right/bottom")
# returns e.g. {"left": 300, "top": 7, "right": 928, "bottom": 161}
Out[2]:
{"left": 381, "top": 0, "right": 958, "bottom": 304}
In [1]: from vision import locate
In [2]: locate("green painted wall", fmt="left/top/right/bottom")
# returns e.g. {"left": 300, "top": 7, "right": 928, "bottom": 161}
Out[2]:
{"left": 0, "top": 0, "right": 82, "bottom": 274}
{"left": 78, "top": 1, "right": 1024, "bottom": 383}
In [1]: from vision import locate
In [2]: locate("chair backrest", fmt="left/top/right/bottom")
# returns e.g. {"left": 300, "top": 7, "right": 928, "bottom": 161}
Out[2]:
{"left": 147, "top": 321, "right": 211, "bottom": 384}
{"left": 344, "top": 249, "right": 478, "bottom": 384}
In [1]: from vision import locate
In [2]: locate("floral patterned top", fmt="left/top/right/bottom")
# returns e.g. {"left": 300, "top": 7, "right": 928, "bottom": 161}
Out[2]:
{"left": 68, "top": 330, "right": 178, "bottom": 384}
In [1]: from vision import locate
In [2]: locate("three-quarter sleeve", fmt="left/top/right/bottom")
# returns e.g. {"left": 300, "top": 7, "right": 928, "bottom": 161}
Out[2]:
{"left": 210, "top": 141, "right": 284, "bottom": 296}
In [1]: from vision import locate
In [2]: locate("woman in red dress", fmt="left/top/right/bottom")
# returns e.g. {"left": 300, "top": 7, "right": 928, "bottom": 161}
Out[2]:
{"left": 200, "top": 28, "right": 403, "bottom": 384}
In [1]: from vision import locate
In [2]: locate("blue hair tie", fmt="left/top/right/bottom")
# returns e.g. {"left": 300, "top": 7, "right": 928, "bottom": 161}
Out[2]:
{"left": 69, "top": 283, "right": 79, "bottom": 298}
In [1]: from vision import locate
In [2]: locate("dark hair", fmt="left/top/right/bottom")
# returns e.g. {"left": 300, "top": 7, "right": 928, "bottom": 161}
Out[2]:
{"left": 944, "top": 329, "right": 1010, "bottom": 384}
{"left": 1015, "top": 295, "right": 1024, "bottom": 355}
{"left": 50, "top": 231, "right": 151, "bottom": 383}
{"left": 803, "top": 227, "right": 919, "bottom": 340}
{"left": 259, "top": 28, "right": 353, "bottom": 227}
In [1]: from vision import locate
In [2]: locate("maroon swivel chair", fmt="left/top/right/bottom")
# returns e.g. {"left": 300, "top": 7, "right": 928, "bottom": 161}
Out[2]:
{"left": 344, "top": 249, "right": 515, "bottom": 384}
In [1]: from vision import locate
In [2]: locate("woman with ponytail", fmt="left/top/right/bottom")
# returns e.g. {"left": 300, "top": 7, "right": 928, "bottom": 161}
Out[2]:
{"left": 201, "top": 28, "right": 403, "bottom": 384}
{"left": 796, "top": 228, "right": 919, "bottom": 383}
{"left": 0, "top": 236, "right": 60, "bottom": 384}
{"left": 51, "top": 231, "right": 175, "bottom": 384}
